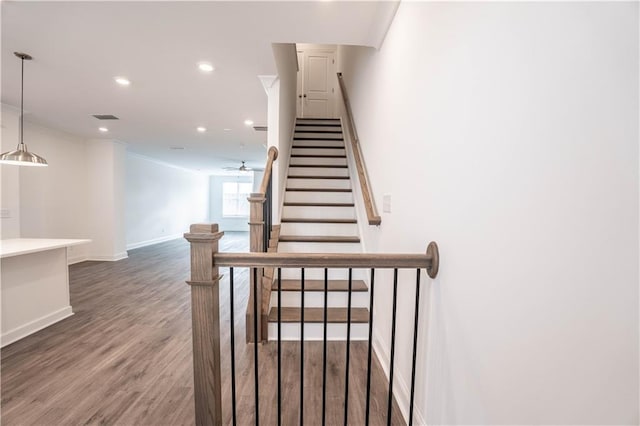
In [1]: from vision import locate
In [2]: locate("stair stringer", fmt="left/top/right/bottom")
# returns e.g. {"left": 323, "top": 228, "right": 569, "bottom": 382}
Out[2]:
{"left": 338, "top": 116, "right": 378, "bottom": 256}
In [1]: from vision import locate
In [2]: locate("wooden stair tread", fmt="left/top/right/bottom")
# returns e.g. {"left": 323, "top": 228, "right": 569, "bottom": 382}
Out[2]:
{"left": 279, "top": 235, "right": 360, "bottom": 243}
{"left": 281, "top": 218, "right": 357, "bottom": 223}
{"left": 283, "top": 202, "right": 354, "bottom": 207}
{"left": 294, "top": 137, "right": 344, "bottom": 141}
{"left": 287, "top": 175, "right": 350, "bottom": 180}
{"left": 285, "top": 188, "right": 352, "bottom": 192}
{"left": 292, "top": 146, "right": 345, "bottom": 149}
{"left": 268, "top": 307, "right": 369, "bottom": 323}
{"left": 273, "top": 279, "right": 367, "bottom": 292}
{"left": 294, "top": 130, "right": 343, "bottom": 134}
{"left": 291, "top": 154, "right": 346, "bottom": 158}
{"left": 288, "top": 164, "right": 348, "bottom": 168}
{"left": 295, "top": 124, "right": 342, "bottom": 128}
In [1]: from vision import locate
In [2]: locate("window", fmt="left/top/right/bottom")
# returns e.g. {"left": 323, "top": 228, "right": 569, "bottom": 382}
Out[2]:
{"left": 222, "top": 182, "right": 252, "bottom": 217}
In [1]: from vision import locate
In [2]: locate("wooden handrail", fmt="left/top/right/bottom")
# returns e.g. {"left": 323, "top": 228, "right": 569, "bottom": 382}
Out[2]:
{"left": 214, "top": 241, "right": 439, "bottom": 278}
{"left": 183, "top": 224, "right": 440, "bottom": 424}
{"left": 337, "top": 72, "right": 381, "bottom": 226}
{"left": 247, "top": 145, "right": 278, "bottom": 344}
{"left": 258, "top": 146, "right": 278, "bottom": 195}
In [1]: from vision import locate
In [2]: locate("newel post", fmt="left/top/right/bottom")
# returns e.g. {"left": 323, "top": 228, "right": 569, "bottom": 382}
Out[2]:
{"left": 184, "top": 223, "right": 224, "bottom": 426}
{"left": 247, "top": 193, "right": 265, "bottom": 343}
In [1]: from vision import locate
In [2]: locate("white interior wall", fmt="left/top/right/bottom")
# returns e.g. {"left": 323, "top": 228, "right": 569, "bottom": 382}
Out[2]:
{"left": 271, "top": 43, "right": 298, "bottom": 223}
{"left": 1, "top": 106, "right": 21, "bottom": 239}
{"left": 338, "top": 2, "right": 638, "bottom": 424}
{"left": 18, "top": 120, "right": 90, "bottom": 263}
{"left": 0, "top": 108, "right": 130, "bottom": 262}
{"left": 126, "top": 153, "right": 209, "bottom": 249}
{"left": 86, "top": 139, "right": 127, "bottom": 261}
{"left": 209, "top": 174, "right": 252, "bottom": 232}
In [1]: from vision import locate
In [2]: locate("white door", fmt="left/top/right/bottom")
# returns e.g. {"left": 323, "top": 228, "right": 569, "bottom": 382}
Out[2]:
{"left": 297, "top": 48, "right": 336, "bottom": 118}
{"left": 296, "top": 50, "right": 304, "bottom": 117}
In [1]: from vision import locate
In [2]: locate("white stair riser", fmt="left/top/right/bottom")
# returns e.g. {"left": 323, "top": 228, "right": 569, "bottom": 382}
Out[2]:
{"left": 281, "top": 222, "right": 358, "bottom": 237}
{"left": 282, "top": 206, "right": 355, "bottom": 219}
{"left": 278, "top": 242, "right": 362, "bottom": 253}
{"left": 288, "top": 167, "right": 349, "bottom": 177}
{"left": 290, "top": 157, "right": 347, "bottom": 167}
{"left": 295, "top": 126, "right": 342, "bottom": 132}
{"left": 271, "top": 291, "right": 369, "bottom": 308}
{"left": 279, "top": 268, "right": 368, "bottom": 280}
{"left": 268, "top": 323, "right": 369, "bottom": 341}
{"left": 295, "top": 133, "right": 343, "bottom": 140}
{"left": 286, "top": 178, "right": 351, "bottom": 189}
{"left": 291, "top": 148, "right": 346, "bottom": 156}
{"left": 291, "top": 140, "right": 344, "bottom": 148}
{"left": 284, "top": 192, "right": 353, "bottom": 204}
{"left": 296, "top": 119, "right": 340, "bottom": 125}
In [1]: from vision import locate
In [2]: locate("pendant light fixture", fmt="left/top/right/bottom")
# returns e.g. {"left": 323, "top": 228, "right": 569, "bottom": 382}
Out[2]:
{"left": 0, "top": 52, "right": 48, "bottom": 167}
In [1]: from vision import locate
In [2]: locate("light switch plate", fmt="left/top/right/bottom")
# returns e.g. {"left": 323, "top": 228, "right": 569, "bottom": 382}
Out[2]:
{"left": 383, "top": 194, "right": 391, "bottom": 213}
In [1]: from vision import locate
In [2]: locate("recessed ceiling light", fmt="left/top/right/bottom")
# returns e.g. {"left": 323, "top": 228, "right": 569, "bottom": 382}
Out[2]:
{"left": 224, "top": 128, "right": 232, "bottom": 131}
{"left": 244, "top": 119, "right": 254, "bottom": 126}
{"left": 98, "top": 127, "right": 109, "bottom": 132}
{"left": 114, "top": 76, "right": 131, "bottom": 86}
{"left": 198, "top": 62, "right": 215, "bottom": 72}
{"left": 197, "top": 126, "right": 207, "bottom": 133}
{"left": 170, "top": 146, "right": 185, "bottom": 150}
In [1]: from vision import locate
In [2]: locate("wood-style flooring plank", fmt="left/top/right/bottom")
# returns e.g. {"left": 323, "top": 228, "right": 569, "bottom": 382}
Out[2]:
{"left": 1, "top": 232, "right": 404, "bottom": 426}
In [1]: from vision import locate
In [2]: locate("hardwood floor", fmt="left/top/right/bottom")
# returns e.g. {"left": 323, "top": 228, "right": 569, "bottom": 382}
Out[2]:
{"left": 1, "top": 232, "right": 404, "bottom": 425}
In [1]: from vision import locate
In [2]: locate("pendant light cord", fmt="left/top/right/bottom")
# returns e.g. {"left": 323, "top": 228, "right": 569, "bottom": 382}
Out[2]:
{"left": 18, "top": 55, "right": 24, "bottom": 148}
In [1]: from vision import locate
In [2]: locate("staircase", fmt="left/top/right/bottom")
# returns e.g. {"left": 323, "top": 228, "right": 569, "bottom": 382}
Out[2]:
{"left": 268, "top": 118, "right": 369, "bottom": 340}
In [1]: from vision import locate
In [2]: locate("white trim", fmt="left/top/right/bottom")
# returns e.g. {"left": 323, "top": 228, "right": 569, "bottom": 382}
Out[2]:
{"left": 1, "top": 306, "right": 74, "bottom": 348}
{"left": 258, "top": 74, "right": 279, "bottom": 93}
{"left": 373, "top": 328, "right": 428, "bottom": 426}
{"left": 67, "top": 255, "right": 89, "bottom": 265}
{"left": 340, "top": 115, "right": 371, "bottom": 254}
{"left": 87, "top": 252, "right": 128, "bottom": 262}
{"left": 277, "top": 117, "right": 296, "bottom": 224}
{"left": 126, "top": 234, "right": 182, "bottom": 251}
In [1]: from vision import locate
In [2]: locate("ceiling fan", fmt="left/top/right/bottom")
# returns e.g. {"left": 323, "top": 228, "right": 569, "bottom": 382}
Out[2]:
{"left": 223, "top": 161, "right": 263, "bottom": 172}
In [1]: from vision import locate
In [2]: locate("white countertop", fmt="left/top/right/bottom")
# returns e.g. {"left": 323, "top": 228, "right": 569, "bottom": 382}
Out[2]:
{"left": 0, "top": 238, "right": 91, "bottom": 259}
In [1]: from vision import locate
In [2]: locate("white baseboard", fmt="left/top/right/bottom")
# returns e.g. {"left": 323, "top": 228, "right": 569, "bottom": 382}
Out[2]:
{"left": 87, "top": 252, "right": 128, "bottom": 262}
{"left": 67, "top": 255, "right": 89, "bottom": 265}
{"left": 373, "top": 328, "right": 428, "bottom": 426}
{"left": 126, "top": 234, "right": 182, "bottom": 250}
{"left": 1, "top": 306, "right": 74, "bottom": 348}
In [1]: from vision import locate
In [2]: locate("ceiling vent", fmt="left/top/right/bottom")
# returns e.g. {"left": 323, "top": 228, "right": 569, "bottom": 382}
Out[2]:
{"left": 253, "top": 125, "right": 267, "bottom": 132}
{"left": 92, "top": 114, "right": 119, "bottom": 120}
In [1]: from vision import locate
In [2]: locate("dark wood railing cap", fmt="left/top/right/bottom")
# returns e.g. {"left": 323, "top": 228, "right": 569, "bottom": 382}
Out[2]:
{"left": 213, "top": 250, "right": 436, "bottom": 270}
{"left": 184, "top": 230, "right": 225, "bottom": 243}
{"left": 184, "top": 223, "right": 224, "bottom": 242}
{"left": 186, "top": 276, "right": 223, "bottom": 287}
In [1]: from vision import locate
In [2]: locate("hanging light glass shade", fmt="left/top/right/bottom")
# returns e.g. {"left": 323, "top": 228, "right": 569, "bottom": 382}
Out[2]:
{"left": 0, "top": 52, "right": 48, "bottom": 167}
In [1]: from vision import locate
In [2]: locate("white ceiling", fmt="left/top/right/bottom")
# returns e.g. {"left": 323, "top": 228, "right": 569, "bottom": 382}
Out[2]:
{"left": 1, "top": 1, "right": 397, "bottom": 174}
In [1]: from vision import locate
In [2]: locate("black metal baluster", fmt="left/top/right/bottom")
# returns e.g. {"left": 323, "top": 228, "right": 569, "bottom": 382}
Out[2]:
{"left": 365, "top": 268, "right": 375, "bottom": 426}
{"left": 253, "top": 267, "right": 260, "bottom": 426}
{"left": 386, "top": 269, "right": 398, "bottom": 426}
{"left": 230, "top": 268, "right": 237, "bottom": 426}
{"left": 263, "top": 185, "right": 269, "bottom": 252}
{"left": 300, "top": 268, "right": 305, "bottom": 426}
{"left": 344, "top": 268, "right": 353, "bottom": 425}
{"left": 322, "top": 267, "right": 328, "bottom": 426}
{"left": 409, "top": 269, "right": 421, "bottom": 426}
{"left": 277, "top": 268, "right": 282, "bottom": 426}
